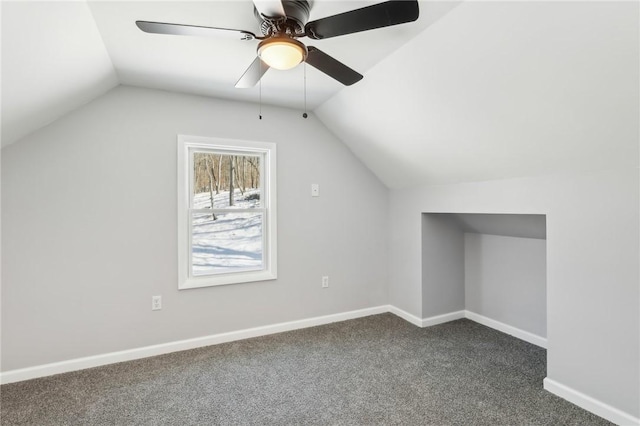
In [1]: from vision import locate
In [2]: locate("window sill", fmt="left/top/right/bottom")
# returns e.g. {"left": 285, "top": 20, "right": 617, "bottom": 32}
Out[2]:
{"left": 179, "top": 270, "right": 277, "bottom": 290}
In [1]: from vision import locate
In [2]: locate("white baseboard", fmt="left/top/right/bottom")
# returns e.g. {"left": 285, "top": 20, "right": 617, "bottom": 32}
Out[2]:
{"left": 544, "top": 378, "right": 640, "bottom": 426}
{"left": 0, "top": 305, "right": 388, "bottom": 385}
{"left": 422, "top": 310, "right": 466, "bottom": 327}
{"left": 0, "top": 305, "right": 465, "bottom": 384}
{"left": 387, "top": 306, "right": 466, "bottom": 328}
{"left": 3, "top": 305, "right": 636, "bottom": 426}
{"left": 387, "top": 305, "right": 424, "bottom": 327}
{"left": 464, "top": 310, "right": 547, "bottom": 348}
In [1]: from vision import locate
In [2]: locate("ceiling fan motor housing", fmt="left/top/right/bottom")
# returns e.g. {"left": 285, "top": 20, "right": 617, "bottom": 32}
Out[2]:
{"left": 254, "top": 0, "right": 311, "bottom": 37}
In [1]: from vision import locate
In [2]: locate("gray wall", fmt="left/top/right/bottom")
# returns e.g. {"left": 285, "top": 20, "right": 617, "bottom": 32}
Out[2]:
{"left": 389, "top": 169, "right": 639, "bottom": 417}
{"left": 1, "top": 86, "right": 390, "bottom": 371}
{"left": 465, "top": 233, "right": 547, "bottom": 338}
{"left": 422, "top": 213, "right": 546, "bottom": 337}
{"left": 421, "top": 214, "right": 464, "bottom": 318}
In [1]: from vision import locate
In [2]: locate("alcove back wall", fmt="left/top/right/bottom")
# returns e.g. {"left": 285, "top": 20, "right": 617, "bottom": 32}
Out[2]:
{"left": 422, "top": 213, "right": 546, "bottom": 339}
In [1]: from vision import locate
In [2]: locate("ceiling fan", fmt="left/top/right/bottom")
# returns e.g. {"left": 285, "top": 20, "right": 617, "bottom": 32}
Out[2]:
{"left": 136, "top": 0, "right": 419, "bottom": 88}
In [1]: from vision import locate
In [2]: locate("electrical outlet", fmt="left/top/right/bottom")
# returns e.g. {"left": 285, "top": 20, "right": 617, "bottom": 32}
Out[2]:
{"left": 322, "top": 276, "right": 329, "bottom": 288}
{"left": 311, "top": 184, "right": 320, "bottom": 197}
{"left": 152, "top": 295, "right": 162, "bottom": 311}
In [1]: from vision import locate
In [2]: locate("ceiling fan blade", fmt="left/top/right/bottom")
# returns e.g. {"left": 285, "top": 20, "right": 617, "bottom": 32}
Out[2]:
{"left": 235, "top": 57, "right": 270, "bottom": 88}
{"left": 253, "top": 0, "right": 286, "bottom": 19}
{"left": 136, "top": 21, "right": 256, "bottom": 41}
{"left": 305, "top": 1, "right": 419, "bottom": 40}
{"left": 305, "top": 46, "right": 363, "bottom": 86}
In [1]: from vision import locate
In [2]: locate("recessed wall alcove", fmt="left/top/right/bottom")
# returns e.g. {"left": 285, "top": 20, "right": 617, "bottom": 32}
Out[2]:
{"left": 422, "top": 213, "right": 547, "bottom": 345}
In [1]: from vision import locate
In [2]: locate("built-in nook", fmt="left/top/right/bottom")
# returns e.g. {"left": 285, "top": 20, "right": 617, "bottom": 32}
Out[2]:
{"left": 422, "top": 213, "right": 547, "bottom": 347}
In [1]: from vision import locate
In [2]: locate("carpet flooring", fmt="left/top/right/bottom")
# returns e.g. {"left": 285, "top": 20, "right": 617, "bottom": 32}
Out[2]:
{"left": 1, "top": 314, "right": 611, "bottom": 425}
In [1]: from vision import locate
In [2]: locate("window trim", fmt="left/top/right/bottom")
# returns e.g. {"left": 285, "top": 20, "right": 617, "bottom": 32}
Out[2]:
{"left": 177, "top": 135, "right": 277, "bottom": 290}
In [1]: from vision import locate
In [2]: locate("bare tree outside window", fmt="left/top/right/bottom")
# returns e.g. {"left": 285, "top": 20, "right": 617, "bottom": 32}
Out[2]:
{"left": 192, "top": 153, "right": 261, "bottom": 211}
{"left": 190, "top": 152, "right": 263, "bottom": 276}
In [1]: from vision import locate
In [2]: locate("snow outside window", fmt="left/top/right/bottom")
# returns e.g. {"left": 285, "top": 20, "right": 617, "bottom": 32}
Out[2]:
{"left": 177, "top": 135, "right": 277, "bottom": 289}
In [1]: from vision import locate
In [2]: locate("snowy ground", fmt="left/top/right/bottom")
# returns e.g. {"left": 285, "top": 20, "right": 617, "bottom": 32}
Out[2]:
{"left": 191, "top": 188, "right": 263, "bottom": 275}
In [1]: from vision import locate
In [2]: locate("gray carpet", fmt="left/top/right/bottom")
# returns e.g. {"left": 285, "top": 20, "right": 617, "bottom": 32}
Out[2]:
{"left": 1, "top": 314, "right": 611, "bottom": 425}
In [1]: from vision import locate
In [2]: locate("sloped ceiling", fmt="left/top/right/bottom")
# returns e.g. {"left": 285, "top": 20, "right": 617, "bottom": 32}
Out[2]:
{"left": 316, "top": 1, "right": 639, "bottom": 187}
{"left": 1, "top": 1, "right": 119, "bottom": 147}
{"left": 1, "top": 0, "right": 460, "bottom": 148}
{"left": 449, "top": 213, "right": 546, "bottom": 240}
{"left": 87, "top": 1, "right": 459, "bottom": 111}
{"left": 2, "top": 1, "right": 637, "bottom": 189}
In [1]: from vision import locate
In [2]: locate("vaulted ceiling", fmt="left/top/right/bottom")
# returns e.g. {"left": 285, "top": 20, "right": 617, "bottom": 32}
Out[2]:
{"left": 2, "top": 1, "right": 118, "bottom": 146}
{"left": 316, "top": 1, "right": 639, "bottom": 187}
{"left": 2, "top": 1, "right": 638, "bottom": 188}
{"left": 1, "top": 1, "right": 459, "bottom": 148}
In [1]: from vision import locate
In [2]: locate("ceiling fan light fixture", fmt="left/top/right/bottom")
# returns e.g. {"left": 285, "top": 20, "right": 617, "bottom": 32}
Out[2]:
{"left": 257, "top": 38, "right": 307, "bottom": 70}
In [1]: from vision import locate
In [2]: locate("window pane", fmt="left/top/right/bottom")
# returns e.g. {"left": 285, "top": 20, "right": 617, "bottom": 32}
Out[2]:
{"left": 192, "top": 153, "right": 261, "bottom": 209}
{"left": 191, "top": 212, "right": 264, "bottom": 276}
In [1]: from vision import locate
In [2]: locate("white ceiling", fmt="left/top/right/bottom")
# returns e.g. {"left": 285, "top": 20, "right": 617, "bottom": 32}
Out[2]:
{"left": 87, "top": 1, "right": 459, "bottom": 109}
{"left": 0, "top": 0, "right": 459, "bottom": 147}
{"left": 316, "top": 1, "right": 639, "bottom": 187}
{"left": 2, "top": 1, "right": 637, "bottom": 189}
{"left": 1, "top": 1, "right": 118, "bottom": 146}
{"left": 448, "top": 214, "right": 546, "bottom": 240}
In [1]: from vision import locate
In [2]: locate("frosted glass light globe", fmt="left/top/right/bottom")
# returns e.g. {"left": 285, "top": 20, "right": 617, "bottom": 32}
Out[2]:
{"left": 258, "top": 38, "right": 307, "bottom": 70}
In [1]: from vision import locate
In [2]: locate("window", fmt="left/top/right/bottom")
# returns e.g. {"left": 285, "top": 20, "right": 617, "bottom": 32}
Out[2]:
{"left": 177, "top": 135, "right": 277, "bottom": 289}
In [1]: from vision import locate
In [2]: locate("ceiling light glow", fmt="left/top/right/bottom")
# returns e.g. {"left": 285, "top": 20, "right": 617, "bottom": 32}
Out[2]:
{"left": 258, "top": 38, "right": 307, "bottom": 70}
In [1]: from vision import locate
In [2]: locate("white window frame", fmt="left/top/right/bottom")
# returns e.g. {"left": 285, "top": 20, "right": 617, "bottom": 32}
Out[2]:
{"left": 177, "top": 135, "right": 277, "bottom": 290}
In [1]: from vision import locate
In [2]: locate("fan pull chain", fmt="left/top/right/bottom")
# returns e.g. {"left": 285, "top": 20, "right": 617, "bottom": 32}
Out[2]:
{"left": 259, "top": 79, "right": 263, "bottom": 120}
{"left": 302, "top": 62, "right": 308, "bottom": 119}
